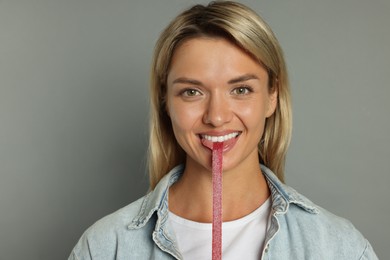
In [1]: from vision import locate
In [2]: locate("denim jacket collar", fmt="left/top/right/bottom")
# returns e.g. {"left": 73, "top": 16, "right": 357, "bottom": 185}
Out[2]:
{"left": 260, "top": 164, "right": 319, "bottom": 215}
{"left": 128, "top": 164, "right": 318, "bottom": 232}
{"left": 127, "top": 165, "right": 184, "bottom": 230}
{"left": 127, "top": 165, "right": 185, "bottom": 259}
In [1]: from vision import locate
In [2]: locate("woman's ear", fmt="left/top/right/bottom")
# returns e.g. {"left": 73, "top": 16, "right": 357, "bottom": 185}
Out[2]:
{"left": 266, "top": 87, "right": 278, "bottom": 118}
{"left": 161, "top": 92, "right": 170, "bottom": 117}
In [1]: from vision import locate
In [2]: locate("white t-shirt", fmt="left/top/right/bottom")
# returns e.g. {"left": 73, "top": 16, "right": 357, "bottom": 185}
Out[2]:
{"left": 168, "top": 198, "right": 271, "bottom": 260}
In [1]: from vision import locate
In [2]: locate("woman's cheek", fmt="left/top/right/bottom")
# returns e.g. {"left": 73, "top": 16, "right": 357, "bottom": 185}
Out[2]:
{"left": 170, "top": 102, "right": 203, "bottom": 130}
{"left": 235, "top": 101, "right": 267, "bottom": 131}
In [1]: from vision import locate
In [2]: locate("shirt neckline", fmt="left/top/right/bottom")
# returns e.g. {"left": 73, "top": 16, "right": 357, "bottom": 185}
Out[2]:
{"left": 168, "top": 197, "right": 271, "bottom": 230}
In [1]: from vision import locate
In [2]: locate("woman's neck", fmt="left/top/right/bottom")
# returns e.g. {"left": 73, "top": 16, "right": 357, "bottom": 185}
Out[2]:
{"left": 168, "top": 158, "right": 270, "bottom": 223}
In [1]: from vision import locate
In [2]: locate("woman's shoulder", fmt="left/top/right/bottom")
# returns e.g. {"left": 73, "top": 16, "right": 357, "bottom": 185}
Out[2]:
{"left": 279, "top": 183, "right": 361, "bottom": 238}
{"left": 86, "top": 195, "right": 147, "bottom": 234}
{"left": 261, "top": 165, "right": 377, "bottom": 259}
{"left": 69, "top": 169, "right": 181, "bottom": 259}
{"left": 285, "top": 192, "right": 363, "bottom": 237}
{"left": 69, "top": 194, "right": 155, "bottom": 260}
{"left": 278, "top": 188, "right": 377, "bottom": 259}
{"left": 261, "top": 165, "right": 369, "bottom": 242}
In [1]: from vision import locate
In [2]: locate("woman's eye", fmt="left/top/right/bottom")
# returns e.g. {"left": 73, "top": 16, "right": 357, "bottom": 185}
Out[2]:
{"left": 232, "top": 86, "right": 252, "bottom": 95}
{"left": 182, "top": 89, "right": 201, "bottom": 97}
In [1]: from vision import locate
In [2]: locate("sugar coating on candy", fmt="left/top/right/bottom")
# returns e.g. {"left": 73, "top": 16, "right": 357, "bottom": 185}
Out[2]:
{"left": 212, "top": 142, "right": 223, "bottom": 260}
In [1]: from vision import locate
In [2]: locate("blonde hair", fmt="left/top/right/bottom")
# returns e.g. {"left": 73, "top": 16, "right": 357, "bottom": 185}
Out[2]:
{"left": 148, "top": 1, "right": 292, "bottom": 189}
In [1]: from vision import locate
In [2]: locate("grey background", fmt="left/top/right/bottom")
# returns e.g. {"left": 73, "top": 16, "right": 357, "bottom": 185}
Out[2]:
{"left": 0, "top": 0, "right": 388, "bottom": 259}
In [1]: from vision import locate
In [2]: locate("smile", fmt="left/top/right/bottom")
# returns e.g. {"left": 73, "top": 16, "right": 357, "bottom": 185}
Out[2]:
{"left": 201, "top": 132, "right": 240, "bottom": 143}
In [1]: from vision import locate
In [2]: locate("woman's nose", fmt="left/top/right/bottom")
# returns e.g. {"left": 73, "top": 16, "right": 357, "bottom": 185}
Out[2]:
{"left": 202, "top": 95, "right": 233, "bottom": 127}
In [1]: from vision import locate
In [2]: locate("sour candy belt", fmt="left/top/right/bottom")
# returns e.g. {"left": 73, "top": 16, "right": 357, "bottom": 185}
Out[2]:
{"left": 212, "top": 142, "right": 223, "bottom": 260}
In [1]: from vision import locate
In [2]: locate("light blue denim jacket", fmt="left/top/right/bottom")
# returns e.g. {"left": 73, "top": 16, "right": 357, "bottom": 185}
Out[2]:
{"left": 69, "top": 165, "right": 378, "bottom": 259}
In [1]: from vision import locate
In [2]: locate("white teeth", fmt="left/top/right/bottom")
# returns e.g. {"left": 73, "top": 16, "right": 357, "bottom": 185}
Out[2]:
{"left": 202, "top": 132, "right": 239, "bottom": 142}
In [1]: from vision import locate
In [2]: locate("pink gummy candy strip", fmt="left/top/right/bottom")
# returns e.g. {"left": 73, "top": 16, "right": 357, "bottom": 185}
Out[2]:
{"left": 212, "top": 142, "right": 223, "bottom": 260}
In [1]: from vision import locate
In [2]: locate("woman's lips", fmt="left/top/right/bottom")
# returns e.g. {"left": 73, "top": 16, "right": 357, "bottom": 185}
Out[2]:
{"left": 200, "top": 132, "right": 241, "bottom": 151}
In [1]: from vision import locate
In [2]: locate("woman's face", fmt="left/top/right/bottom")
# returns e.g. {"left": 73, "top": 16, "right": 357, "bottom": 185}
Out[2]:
{"left": 166, "top": 37, "right": 277, "bottom": 173}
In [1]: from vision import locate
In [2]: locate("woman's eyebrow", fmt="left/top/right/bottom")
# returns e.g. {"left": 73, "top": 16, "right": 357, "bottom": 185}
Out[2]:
{"left": 172, "top": 77, "right": 203, "bottom": 86}
{"left": 228, "top": 74, "right": 259, "bottom": 84}
{"left": 172, "top": 74, "right": 259, "bottom": 85}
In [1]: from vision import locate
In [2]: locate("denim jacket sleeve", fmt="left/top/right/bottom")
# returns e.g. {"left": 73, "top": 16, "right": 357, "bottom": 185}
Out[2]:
{"left": 359, "top": 241, "right": 378, "bottom": 260}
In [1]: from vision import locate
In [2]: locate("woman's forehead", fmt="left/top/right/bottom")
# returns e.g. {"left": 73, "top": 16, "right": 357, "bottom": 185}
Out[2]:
{"left": 167, "top": 37, "right": 267, "bottom": 84}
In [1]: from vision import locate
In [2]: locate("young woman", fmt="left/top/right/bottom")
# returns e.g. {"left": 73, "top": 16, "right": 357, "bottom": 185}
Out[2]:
{"left": 69, "top": 1, "right": 377, "bottom": 259}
